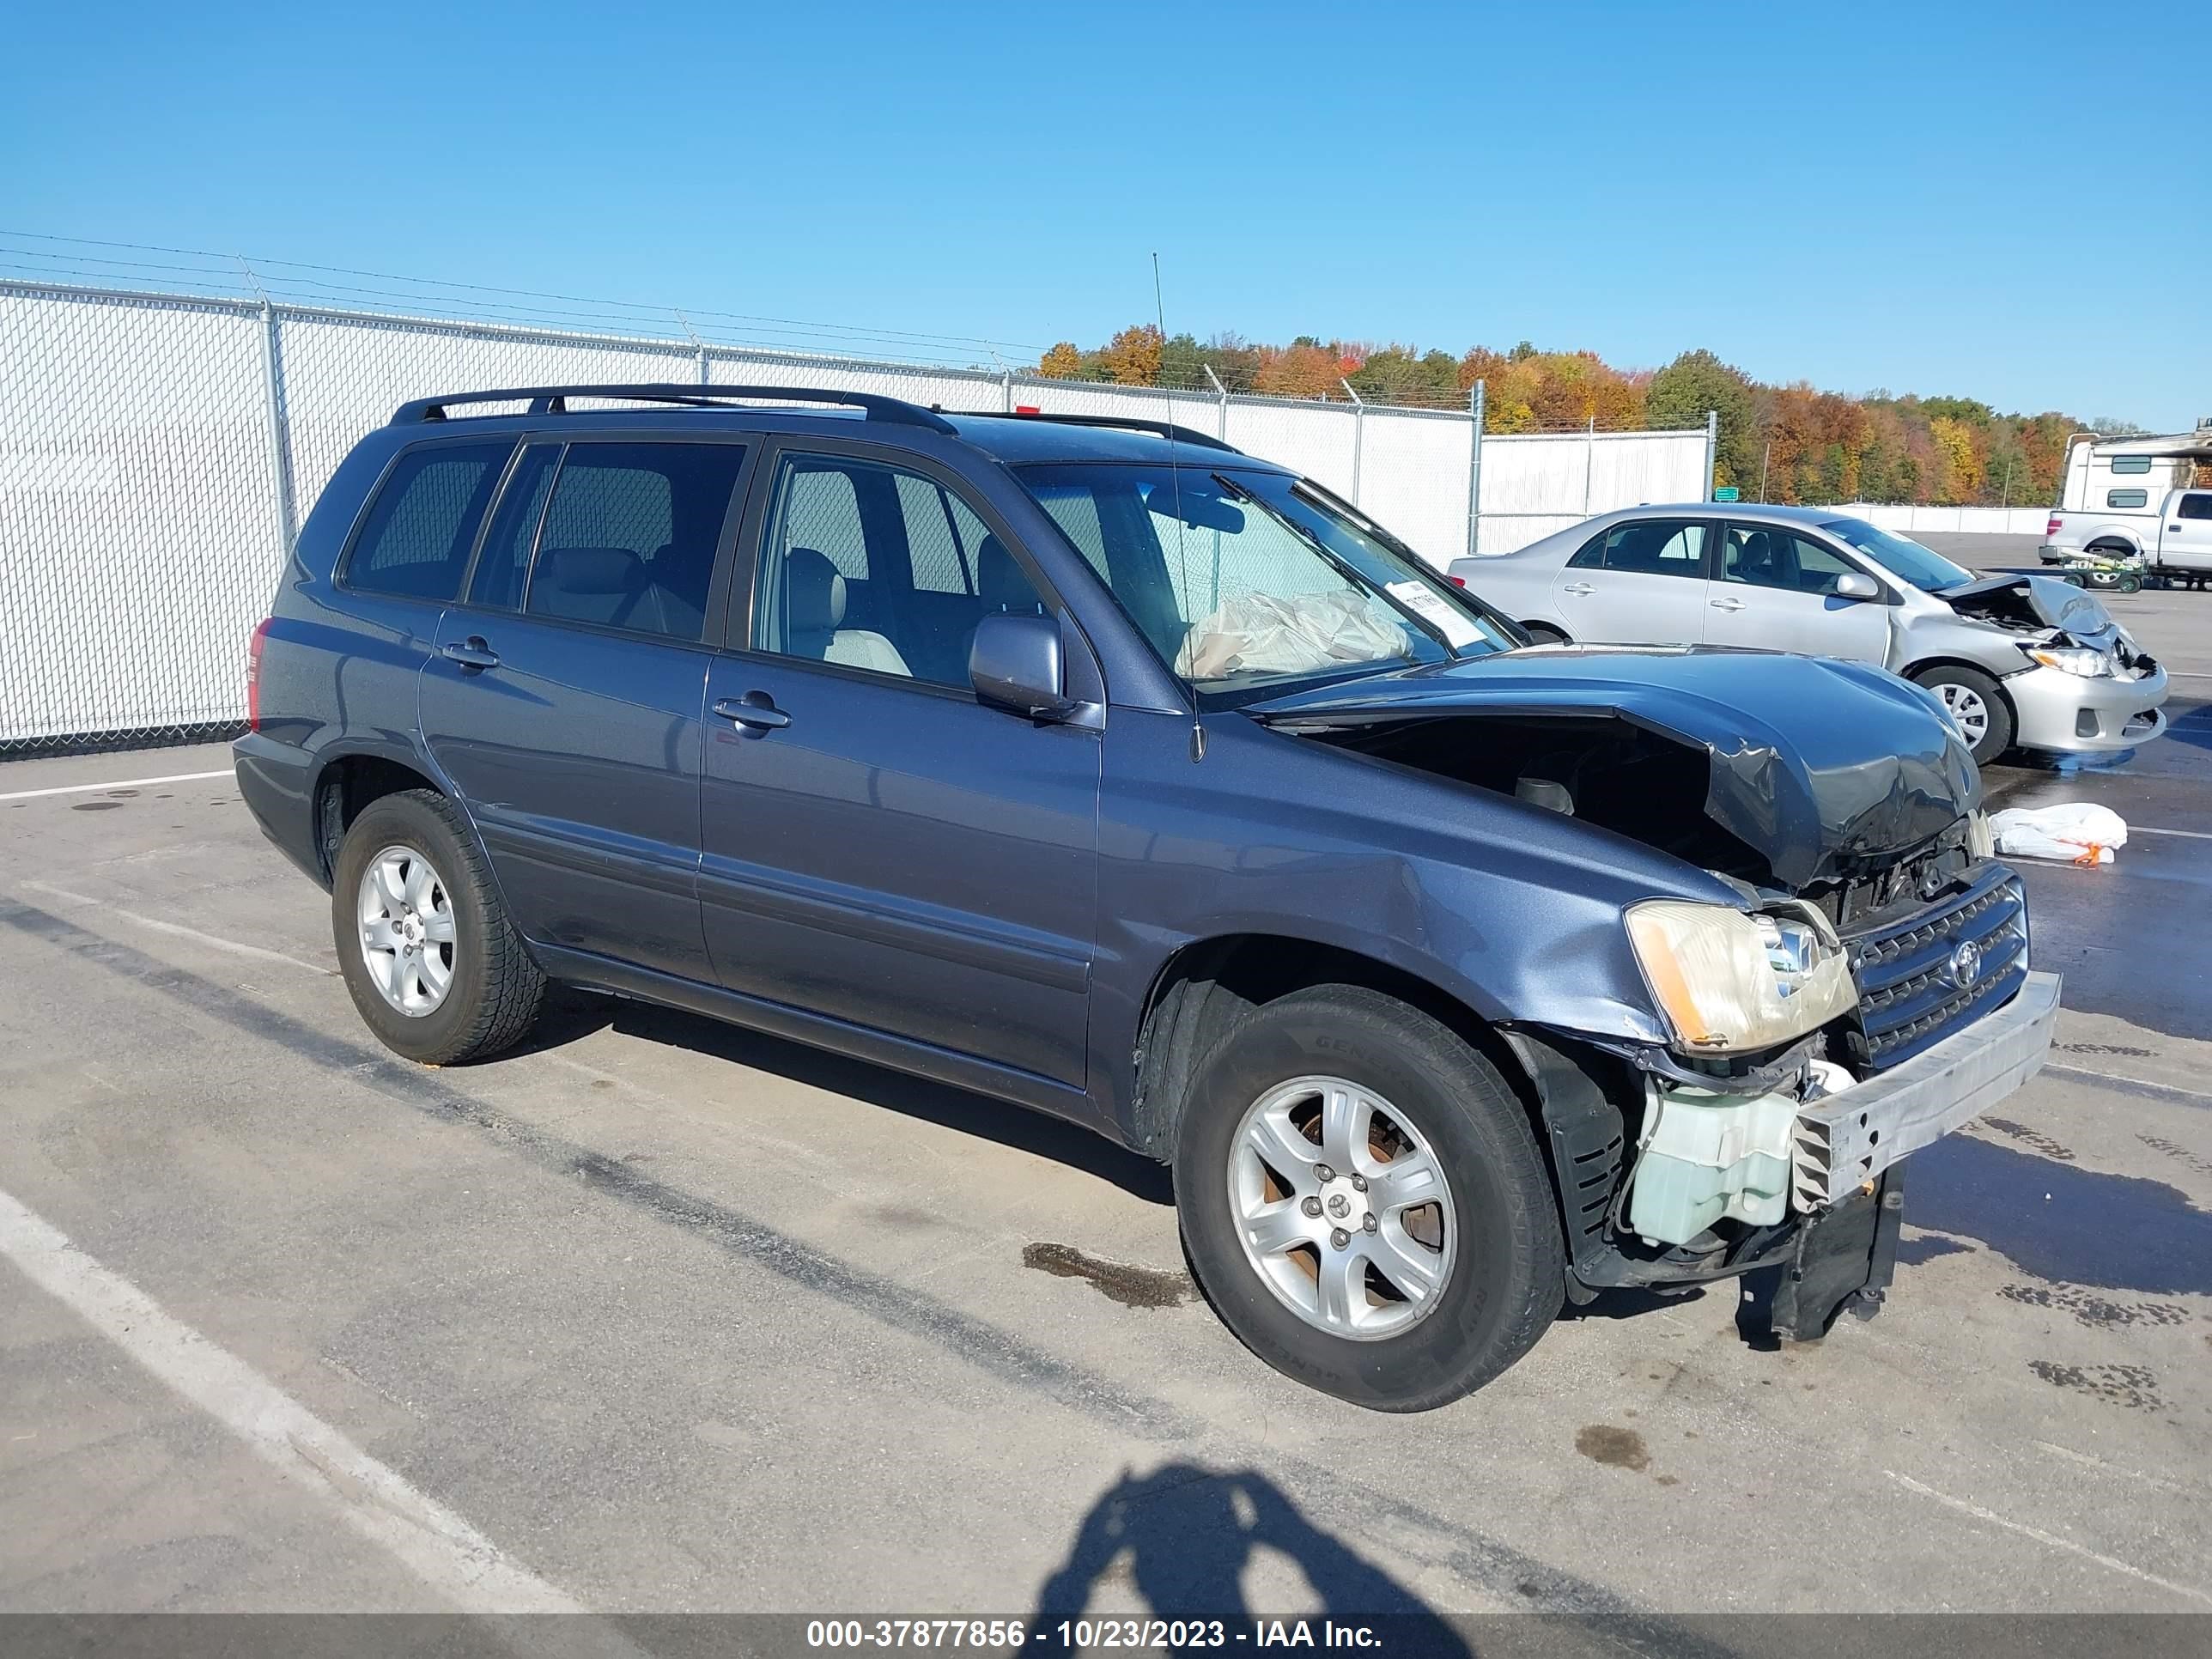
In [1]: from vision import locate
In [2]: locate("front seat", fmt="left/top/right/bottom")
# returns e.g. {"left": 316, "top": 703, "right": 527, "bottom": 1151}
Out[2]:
{"left": 1734, "top": 530, "right": 1780, "bottom": 586}
{"left": 784, "top": 546, "right": 912, "bottom": 677}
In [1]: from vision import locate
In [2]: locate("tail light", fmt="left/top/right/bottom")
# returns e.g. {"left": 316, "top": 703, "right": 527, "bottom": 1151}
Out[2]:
{"left": 1449, "top": 574, "right": 1467, "bottom": 587}
{"left": 246, "top": 618, "right": 272, "bottom": 732}
{"left": 2046, "top": 515, "right": 2063, "bottom": 537}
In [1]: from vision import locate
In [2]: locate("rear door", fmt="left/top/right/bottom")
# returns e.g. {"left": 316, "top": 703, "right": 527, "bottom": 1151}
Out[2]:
{"left": 1550, "top": 516, "right": 1716, "bottom": 644}
{"left": 697, "top": 439, "right": 1100, "bottom": 1088}
{"left": 2160, "top": 489, "right": 2212, "bottom": 572}
{"left": 419, "top": 434, "right": 756, "bottom": 982}
{"left": 1704, "top": 522, "right": 1893, "bottom": 663}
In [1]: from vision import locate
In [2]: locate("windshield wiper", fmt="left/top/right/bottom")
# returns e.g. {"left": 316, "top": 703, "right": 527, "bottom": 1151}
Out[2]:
{"left": 1206, "top": 473, "right": 1458, "bottom": 655}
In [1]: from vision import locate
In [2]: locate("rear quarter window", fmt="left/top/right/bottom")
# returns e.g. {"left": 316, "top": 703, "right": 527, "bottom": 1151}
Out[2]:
{"left": 2106, "top": 489, "right": 2149, "bottom": 509}
{"left": 343, "top": 442, "right": 512, "bottom": 601}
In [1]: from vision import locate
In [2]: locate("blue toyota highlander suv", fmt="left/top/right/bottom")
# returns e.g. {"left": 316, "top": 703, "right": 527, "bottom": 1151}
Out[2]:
{"left": 235, "top": 385, "right": 2058, "bottom": 1409}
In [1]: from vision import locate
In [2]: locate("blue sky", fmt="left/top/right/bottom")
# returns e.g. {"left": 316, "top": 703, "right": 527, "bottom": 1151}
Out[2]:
{"left": 4, "top": 1, "right": 2205, "bottom": 428}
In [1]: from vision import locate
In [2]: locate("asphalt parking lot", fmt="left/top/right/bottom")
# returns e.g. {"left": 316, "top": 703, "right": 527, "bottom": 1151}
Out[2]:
{"left": 3, "top": 562, "right": 2209, "bottom": 1627}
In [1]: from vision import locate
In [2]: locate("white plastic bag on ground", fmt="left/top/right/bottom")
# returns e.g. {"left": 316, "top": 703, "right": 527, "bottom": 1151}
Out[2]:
{"left": 1990, "top": 803, "right": 2128, "bottom": 865}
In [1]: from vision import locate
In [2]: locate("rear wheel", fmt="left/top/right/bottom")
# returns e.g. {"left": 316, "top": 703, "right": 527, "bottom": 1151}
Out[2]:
{"left": 331, "top": 788, "right": 545, "bottom": 1065}
{"left": 1173, "top": 985, "right": 1565, "bottom": 1411}
{"left": 1912, "top": 664, "right": 2013, "bottom": 766}
{"left": 1519, "top": 622, "right": 1569, "bottom": 647}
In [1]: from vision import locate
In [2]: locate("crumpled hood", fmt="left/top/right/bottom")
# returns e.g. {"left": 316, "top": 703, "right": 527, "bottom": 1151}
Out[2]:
{"left": 1246, "top": 645, "right": 1981, "bottom": 889}
{"left": 1940, "top": 573, "right": 2118, "bottom": 639}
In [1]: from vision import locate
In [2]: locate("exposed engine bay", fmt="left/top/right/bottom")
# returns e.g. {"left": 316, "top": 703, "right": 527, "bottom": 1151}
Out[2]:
{"left": 1251, "top": 673, "right": 2032, "bottom": 1336}
{"left": 1942, "top": 574, "right": 2160, "bottom": 677}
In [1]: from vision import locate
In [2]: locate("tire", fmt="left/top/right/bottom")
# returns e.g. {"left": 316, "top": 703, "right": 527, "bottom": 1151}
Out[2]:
{"left": 331, "top": 787, "right": 545, "bottom": 1065}
{"left": 1173, "top": 985, "right": 1565, "bottom": 1411}
{"left": 1911, "top": 664, "right": 2014, "bottom": 767}
{"left": 1519, "top": 622, "right": 1569, "bottom": 646}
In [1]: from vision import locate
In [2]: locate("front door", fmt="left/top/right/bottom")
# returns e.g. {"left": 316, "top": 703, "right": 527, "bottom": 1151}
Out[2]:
{"left": 1549, "top": 516, "right": 1716, "bottom": 645}
{"left": 699, "top": 442, "right": 1100, "bottom": 1088}
{"left": 1702, "top": 522, "right": 1894, "bottom": 664}
{"left": 419, "top": 435, "right": 754, "bottom": 981}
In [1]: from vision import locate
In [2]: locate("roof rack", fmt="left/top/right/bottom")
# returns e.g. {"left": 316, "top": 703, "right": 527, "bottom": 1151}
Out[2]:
{"left": 974, "top": 410, "right": 1243, "bottom": 454}
{"left": 391, "top": 383, "right": 957, "bottom": 434}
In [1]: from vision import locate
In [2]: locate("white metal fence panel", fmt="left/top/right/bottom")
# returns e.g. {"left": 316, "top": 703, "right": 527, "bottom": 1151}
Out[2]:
{"left": 1472, "top": 429, "right": 1710, "bottom": 555}
{"left": 1835, "top": 503, "right": 2052, "bottom": 536}
{"left": 1356, "top": 411, "right": 1474, "bottom": 568}
{"left": 1, "top": 289, "right": 280, "bottom": 744}
{"left": 1224, "top": 398, "right": 1359, "bottom": 504}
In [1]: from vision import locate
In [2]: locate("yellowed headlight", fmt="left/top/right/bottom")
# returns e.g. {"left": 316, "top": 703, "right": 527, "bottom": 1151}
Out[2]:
{"left": 1626, "top": 901, "right": 1856, "bottom": 1054}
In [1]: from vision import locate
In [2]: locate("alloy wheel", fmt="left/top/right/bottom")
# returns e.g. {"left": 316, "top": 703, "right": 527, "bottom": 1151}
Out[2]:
{"left": 356, "top": 844, "right": 457, "bottom": 1017}
{"left": 1226, "top": 1075, "right": 1458, "bottom": 1340}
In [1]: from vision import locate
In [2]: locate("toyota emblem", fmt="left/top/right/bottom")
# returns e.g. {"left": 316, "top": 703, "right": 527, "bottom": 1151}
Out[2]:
{"left": 1945, "top": 939, "right": 1982, "bottom": 988}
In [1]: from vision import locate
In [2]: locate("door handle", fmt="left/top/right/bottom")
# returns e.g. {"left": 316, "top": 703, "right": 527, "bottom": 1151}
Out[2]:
{"left": 713, "top": 694, "right": 791, "bottom": 732}
{"left": 1560, "top": 582, "right": 1595, "bottom": 597}
{"left": 441, "top": 637, "right": 500, "bottom": 671}
{"left": 1709, "top": 597, "right": 1746, "bottom": 611}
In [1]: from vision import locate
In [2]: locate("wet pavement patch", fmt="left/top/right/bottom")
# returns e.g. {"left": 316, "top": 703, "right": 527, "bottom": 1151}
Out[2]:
{"left": 2138, "top": 1134, "right": 2212, "bottom": 1179}
{"left": 1981, "top": 1117, "right": 2077, "bottom": 1161}
{"left": 1574, "top": 1425, "right": 1650, "bottom": 1472}
{"left": 1909, "top": 1133, "right": 2212, "bottom": 1295}
{"left": 70, "top": 801, "right": 123, "bottom": 811}
{"left": 1997, "top": 1284, "right": 2192, "bottom": 1329}
{"left": 1022, "top": 1242, "right": 1193, "bottom": 1310}
{"left": 2026, "top": 1360, "right": 2166, "bottom": 1412}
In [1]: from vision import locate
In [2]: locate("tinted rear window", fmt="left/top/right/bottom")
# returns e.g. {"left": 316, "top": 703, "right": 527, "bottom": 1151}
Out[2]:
{"left": 523, "top": 441, "right": 749, "bottom": 642}
{"left": 344, "top": 443, "right": 511, "bottom": 601}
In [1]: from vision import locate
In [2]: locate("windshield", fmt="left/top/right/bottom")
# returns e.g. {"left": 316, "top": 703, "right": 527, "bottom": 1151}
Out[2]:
{"left": 1820, "top": 518, "right": 1974, "bottom": 592}
{"left": 1017, "top": 463, "right": 1516, "bottom": 698}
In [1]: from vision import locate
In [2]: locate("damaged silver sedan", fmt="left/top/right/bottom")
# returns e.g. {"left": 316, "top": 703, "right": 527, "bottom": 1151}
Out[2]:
{"left": 1449, "top": 504, "right": 2169, "bottom": 764}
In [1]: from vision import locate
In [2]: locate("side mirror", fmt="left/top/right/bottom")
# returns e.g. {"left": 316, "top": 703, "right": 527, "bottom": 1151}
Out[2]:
{"left": 1833, "top": 571, "right": 1881, "bottom": 601}
{"left": 970, "top": 613, "right": 1078, "bottom": 721}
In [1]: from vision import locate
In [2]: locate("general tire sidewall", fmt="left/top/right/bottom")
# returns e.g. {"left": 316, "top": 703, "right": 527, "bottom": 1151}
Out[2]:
{"left": 1175, "top": 995, "right": 1557, "bottom": 1409}
{"left": 332, "top": 796, "right": 495, "bottom": 1063}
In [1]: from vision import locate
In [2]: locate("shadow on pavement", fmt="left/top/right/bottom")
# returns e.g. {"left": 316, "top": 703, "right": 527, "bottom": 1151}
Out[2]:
{"left": 503, "top": 986, "right": 1176, "bottom": 1206}
{"left": 1029, "top": 1465, "right": 1470, "bottom": 1648}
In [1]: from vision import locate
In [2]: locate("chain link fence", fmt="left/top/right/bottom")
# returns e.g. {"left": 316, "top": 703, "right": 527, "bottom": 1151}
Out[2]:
{"left": 1, "top": 276, "right": 1711, "bottom": 753}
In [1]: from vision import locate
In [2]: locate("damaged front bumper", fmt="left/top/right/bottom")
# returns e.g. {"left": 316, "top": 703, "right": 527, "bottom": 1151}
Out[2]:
{"left": 1538, "top": 969, "right": 2060, "bottom": 1305}
{"left": 1791, "top": 970, "right": 2059, "bottom": 1208}
{"left": 2007, "top": 661, "right": 2170, "bottom": 753}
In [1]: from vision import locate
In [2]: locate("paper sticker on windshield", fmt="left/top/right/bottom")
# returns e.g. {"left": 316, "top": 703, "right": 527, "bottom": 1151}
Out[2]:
{"left": 1385, "top": 580, "right": 1482, "bottom": 649}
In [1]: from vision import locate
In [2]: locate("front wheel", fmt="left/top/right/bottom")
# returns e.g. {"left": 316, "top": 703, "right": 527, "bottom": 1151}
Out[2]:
{"left": 1173, "top": 986, "right": 1565, "bottom": 1411}
{"left": 1912, "top": 664, "right": 2014, "bottom": 766}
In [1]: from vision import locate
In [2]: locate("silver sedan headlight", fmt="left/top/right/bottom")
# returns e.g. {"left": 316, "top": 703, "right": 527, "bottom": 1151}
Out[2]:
{"left": 2021, "top": 644, "right": 2112, "bottom": 678}
{"left": 1626, "top": 901, "right": 1856, "bottom": 1054}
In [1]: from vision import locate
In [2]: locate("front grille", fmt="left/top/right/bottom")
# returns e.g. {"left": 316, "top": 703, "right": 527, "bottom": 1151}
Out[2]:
{"left": 1844, "top": 866, "right": 2028, "bottom": 1071}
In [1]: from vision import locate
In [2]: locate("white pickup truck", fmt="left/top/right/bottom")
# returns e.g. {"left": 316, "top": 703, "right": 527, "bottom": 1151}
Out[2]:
{"left": 2042, "top": 425, "right": 2212, "bottom": 584}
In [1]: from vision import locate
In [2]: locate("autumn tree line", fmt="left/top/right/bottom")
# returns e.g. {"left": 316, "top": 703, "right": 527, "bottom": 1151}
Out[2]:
{"left": 1032, "top": 325, "right": 2100, "bottom": 508}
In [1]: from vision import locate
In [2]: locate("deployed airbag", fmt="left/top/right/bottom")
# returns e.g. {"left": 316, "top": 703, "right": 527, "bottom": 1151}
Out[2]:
{"left": 1176, "top": 589, "right": 1411, "bottom": 679}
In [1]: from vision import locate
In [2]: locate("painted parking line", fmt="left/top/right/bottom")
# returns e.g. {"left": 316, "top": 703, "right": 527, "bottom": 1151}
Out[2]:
{"left": 2132, "top": 824, "right": 2212, "bottom": 842}
{"left": 0, "top": 769, "right": 232, "bottom": 803}
{"left": 0, "top": 1185, "right": 609, "bottom": 1622}
{"left": 1884, "top": 1471, "right": 2211, "bottom": 1607}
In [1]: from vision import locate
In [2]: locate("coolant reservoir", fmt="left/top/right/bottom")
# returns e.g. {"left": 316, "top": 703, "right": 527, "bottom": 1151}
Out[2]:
{"left": 1627, "top": 1079, "right": 1802, "bottom": 1246}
